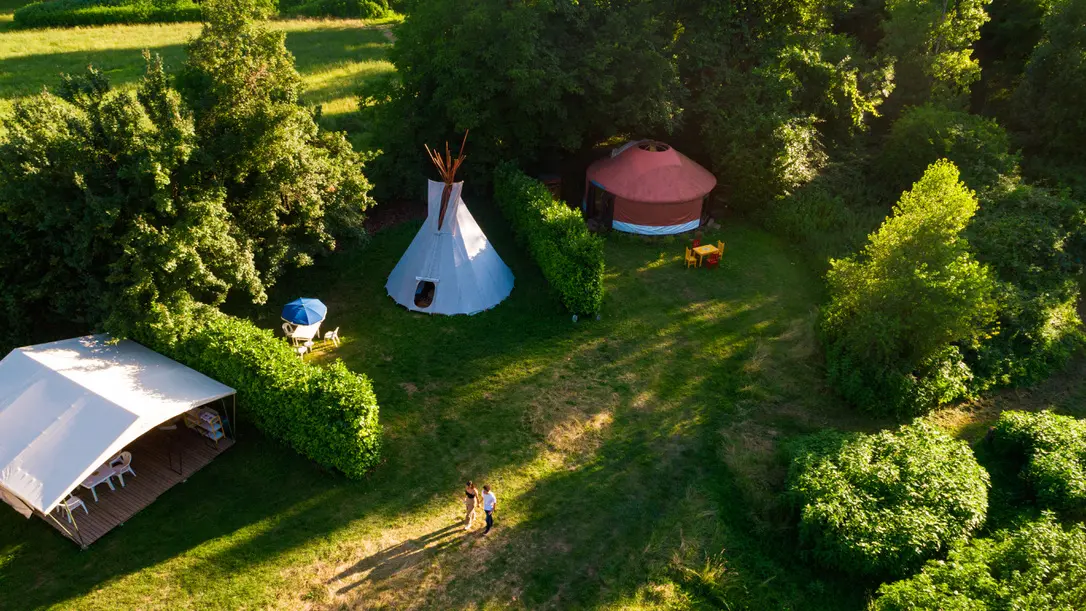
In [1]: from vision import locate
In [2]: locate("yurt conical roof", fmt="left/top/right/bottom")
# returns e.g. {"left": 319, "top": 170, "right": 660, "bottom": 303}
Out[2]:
{"left": 587, "top": 141, "right": 716, "bottom": 203}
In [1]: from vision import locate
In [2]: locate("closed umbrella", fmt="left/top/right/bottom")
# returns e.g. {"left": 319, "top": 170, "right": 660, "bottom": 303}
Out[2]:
{"left": 282, "top": 298, "right": 327, "bottom": 325}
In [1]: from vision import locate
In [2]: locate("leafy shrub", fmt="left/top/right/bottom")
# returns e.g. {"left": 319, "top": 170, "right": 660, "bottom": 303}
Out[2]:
{"left": 761, "top": 157, "right": 887, "bottom": 266}
{"left": 14, "top": 0, "right": 201, "bottom": 28}
{"left": 493, "top": 163, "right": 604, "bottom": 315}
{"left": 278, "top": 0, "right": 390, "bottom": 18}
{"left": 990, "top": 410, "right": 1086, "bottom": 515}
{"left": 878, "top": 104, "right": 1018, "bottom": 196}
{"left": 144, "top": 310, "right": 382, "bottom": 478}
{"left": 0, "top": 61, "right": 261, "bottom": 345}
{"left": 873, "top": 513, "right": 1086, "bottom": 610}
{"left": 822, "top": 160, "right": 998, "bottom": 416}
{"left": 787, "top": 421, "right": 990, "bottom": 579}
{"left": 968, "top": 184, "right": 1086, "bottom": 388}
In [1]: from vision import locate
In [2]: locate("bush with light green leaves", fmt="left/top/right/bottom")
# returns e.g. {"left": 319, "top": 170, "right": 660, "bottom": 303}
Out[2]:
{"left": 990, "top": 410, "right": 1086, "bottom": 516}
{"left": 873, "top": 513, "right": 1086, "bottom": 610}
{"left": 787, "top": 420, "right": 990, "bottom": 579}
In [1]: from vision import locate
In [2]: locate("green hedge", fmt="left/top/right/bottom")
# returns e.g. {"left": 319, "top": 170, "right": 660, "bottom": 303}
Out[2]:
{"left": 493, "top": 163, "right": 604, "bottom": 315}
{"left": 146, "top": 312, "right": 382, "bottom": 478}
{"left": 991, "top": 410, "right": 1086, "bottom": 515}
{"left": 278, "top": 0, "right": 390, "bottom": 18}
{"left": 786, "top": 421, "right": 990, "bottom": 578}
{"left": 873, "top": 513, "right": 1086, "bottom": 610}
{"left": 14, "top": 0, "right": 201, "bottom": 28}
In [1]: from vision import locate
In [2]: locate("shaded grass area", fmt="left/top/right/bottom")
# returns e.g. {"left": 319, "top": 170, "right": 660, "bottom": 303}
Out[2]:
{"left": 0, "top": 197, "right": 880, "bottom": 610}
{"left": 0, "top": 17, "right": 395, "bottom": 138}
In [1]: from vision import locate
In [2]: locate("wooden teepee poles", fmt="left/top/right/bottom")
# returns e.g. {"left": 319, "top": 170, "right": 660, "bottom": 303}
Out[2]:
{"left": 424, "top": 131, "right": 468, "bottom": 230}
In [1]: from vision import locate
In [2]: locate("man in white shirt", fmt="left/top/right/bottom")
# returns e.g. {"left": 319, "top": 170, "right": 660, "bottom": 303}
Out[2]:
{"left": 481, "top": 485, "right": 497, "bottom": 535}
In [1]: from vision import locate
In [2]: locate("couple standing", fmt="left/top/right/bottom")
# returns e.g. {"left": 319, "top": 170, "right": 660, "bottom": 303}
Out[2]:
{"left": 463, "top": 481, "right": 496, "bottom": 534}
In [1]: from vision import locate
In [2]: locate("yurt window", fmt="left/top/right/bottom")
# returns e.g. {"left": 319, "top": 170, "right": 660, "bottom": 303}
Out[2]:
{"left": 414, "top": 281, "right": 436, "bottom": 308}
{"left": 638, "top": 141, "right": 671, "bottom": 152}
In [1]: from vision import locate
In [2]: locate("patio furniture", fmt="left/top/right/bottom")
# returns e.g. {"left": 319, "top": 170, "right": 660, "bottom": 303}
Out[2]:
{"left": 109, "top": 451, "right": 136, "bottom": 487}
{"left": 705, "top": 253, "right": 721, "bottom": 269}
{"left": 324, "top": 327, "right": 340, "bottom": 347}
{"left": 184, "top": 407, "right": 226, "bottom": 447}
{"left": 56, "top": 495, "right": 87, "bottom": 522}
{"left": 692, "top": 244, "right": 719, "bottom": 267}
{"left": 296, "top": 345, "right": 308, "bottom": 358}
{"left": 684, "top": 247, "right": 698, "bottom": 269}
{"left": 692, "top": 238, "right": 701, "bottom": 248}
{"left": 80, "top": 465, "right": 117, "bottom": 502}
{"left": 282, "top": 322, "right": 295, "bottom": 337}
{"left": 287, "top": 322, "right": 321, "bottom": 346}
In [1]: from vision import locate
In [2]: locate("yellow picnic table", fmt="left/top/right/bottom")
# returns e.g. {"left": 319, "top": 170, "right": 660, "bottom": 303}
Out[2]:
{"left": 692, "top": 244, "right": 719, "bottom": 267}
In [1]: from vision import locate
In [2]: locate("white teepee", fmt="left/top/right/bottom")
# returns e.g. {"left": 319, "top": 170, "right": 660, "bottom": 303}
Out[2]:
{"left": 385, "top": 179, "right": 514, "bottom": 315}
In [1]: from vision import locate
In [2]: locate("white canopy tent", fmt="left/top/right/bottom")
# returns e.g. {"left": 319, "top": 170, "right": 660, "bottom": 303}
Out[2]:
{"left": 386, "top": 180, "right": 514, "bottom": 315}
{"left": 0, "top": 335, "right": 235, "bottom": 520}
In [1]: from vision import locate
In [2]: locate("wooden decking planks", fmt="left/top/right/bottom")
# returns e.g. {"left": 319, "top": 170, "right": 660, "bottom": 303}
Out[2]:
{"left": 42, "top": 427, "right": 234, "bottom": 548}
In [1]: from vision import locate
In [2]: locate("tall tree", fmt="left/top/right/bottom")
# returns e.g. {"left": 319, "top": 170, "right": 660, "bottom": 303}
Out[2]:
{"left": 822, "top": 159, "right": 998, "bottom": 415}
{"left": 881, "top": 0, "right": 992, "bottom": 110}
{"left": 1014, "top": 0, "right": 1086, "bottom": 164}
{"left": 0, "top": 59, "right": 261, "bottom": 342}
{"left": 179, "top": 0, "right": 374, "bottom": 284}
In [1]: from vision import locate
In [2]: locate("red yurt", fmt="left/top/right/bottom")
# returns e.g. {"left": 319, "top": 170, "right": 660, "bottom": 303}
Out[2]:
{"left": 584, "top": 140, "right": 716, "bottom": 235}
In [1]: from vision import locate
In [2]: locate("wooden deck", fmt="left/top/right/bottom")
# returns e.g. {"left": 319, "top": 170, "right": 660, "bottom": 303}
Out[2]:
{"left": 42, "top": 427, "right": 234, "bottom": 548}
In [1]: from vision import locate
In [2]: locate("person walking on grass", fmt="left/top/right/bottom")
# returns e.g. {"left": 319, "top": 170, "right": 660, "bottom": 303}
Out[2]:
{"left": 481, "top": 484, "right": 497, "bottom": 535}
{"left": 464, "top": 480, "right": 479, "bottom": 530}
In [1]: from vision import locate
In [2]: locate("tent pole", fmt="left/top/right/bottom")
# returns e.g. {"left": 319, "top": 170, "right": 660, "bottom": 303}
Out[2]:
{"left": 45, "top": 508, "right": 87, "bottom": 550}
{"left": 66, "top": 504, "right": 87, "bottom": 549}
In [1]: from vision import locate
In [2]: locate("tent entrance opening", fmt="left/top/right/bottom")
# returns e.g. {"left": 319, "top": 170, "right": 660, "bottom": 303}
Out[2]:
{"left": 414, "top": 281, "right": 436, "bottom": 308}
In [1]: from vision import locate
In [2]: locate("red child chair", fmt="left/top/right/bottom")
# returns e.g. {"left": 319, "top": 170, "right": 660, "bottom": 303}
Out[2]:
{"left": 705, "top": 253, "right": 721, "bottom": 268}
{"left": 692, "top": 238, "right": 701, "bottom": 248}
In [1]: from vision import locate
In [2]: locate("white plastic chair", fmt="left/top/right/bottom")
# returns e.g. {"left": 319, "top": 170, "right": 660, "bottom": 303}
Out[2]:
{"left": 324, "top": 327, "right": 340, "bottom": 347}
{"left": 296, "top": 345, "right": 308, "bottom": 358}
{"left": 109, "top": 451, "right": 136, "bottom": 487}
{"left": 57, "top": 495, "right": 87, "bottom": 522}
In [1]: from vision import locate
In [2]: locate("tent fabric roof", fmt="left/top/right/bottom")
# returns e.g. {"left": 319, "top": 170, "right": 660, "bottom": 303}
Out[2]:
{"left": 587, "top": 141, "right": 717, "bottom": 204}
{"left": 0, "top": 335, "right": 234, "bottom": 515}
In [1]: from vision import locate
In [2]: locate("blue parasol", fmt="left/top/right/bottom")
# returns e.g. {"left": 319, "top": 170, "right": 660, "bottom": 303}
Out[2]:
{"left": 282, "top": 298, "right": 327, "bottom": 325}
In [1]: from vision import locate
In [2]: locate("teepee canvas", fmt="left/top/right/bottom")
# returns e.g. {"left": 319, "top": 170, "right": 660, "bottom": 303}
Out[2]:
{"left": 385, "top": 137, "right": 514, "bottom": 315}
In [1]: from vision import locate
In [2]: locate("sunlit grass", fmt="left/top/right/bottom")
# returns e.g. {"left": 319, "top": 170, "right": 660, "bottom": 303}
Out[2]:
{"left": 0, "top": 17, "right": 397, "bottom": 133}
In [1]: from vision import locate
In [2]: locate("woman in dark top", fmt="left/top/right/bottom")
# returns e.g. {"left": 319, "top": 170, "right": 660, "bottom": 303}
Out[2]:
{"left": 464, "top": 480, "right": 479, "bottom": 530}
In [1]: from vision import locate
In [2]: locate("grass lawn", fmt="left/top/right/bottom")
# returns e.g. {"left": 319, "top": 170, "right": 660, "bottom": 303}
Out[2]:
{"left": 0, "top": 16, "right": 397, "bottom": 140}
{"left": 0, "top": 195, "right": 884, "bottom": 610}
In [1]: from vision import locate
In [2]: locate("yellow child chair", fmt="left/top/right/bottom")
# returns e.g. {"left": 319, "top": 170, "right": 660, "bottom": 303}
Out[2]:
{"left": 685, "top": 247, "right": 698, "bottom": 269}
{"left": 717, "top": 241, "right": 725, "bottom": 257}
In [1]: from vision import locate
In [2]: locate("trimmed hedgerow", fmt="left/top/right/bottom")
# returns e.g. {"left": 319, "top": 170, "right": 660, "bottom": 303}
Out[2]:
{"left": 145, "top": 311, "right": 381, "bottom": 478}
{"left": 14, "top": 0, "right": 201, "bottom": 28}
{"left": 493, "top": 163, "right": 604, "bottom": 315}
{"left": 278, "top": 0, "right": 391, "bottom": 18}
{"left": 786, "top": 421, "right": 990, "bottom": 579}
{"left": 873, "top": 513, "right": 1086, "bottom": 610}
{"left": 990, "top": 410, "right": 1086, "bottom": 515}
